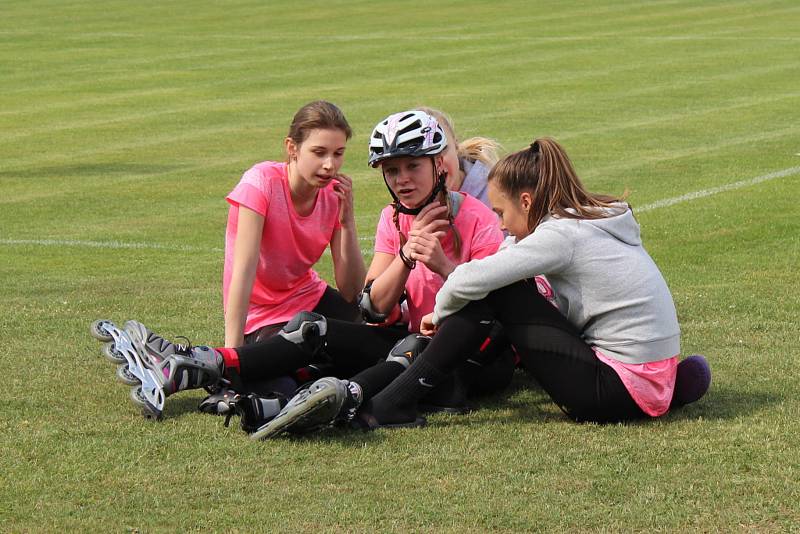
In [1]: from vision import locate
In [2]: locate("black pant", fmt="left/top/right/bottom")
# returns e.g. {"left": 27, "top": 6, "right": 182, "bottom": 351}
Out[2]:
{"left": 236, "top": 318, "right": 405, "bottom": 381}
{"left": 232, "top": 286, "right": 361, "bottom": 396}
{"left": 243, "top": 286, "right": 360, "bottom": 345}
{"left": 425, "top": 281, "right": 645, "bottom": 423}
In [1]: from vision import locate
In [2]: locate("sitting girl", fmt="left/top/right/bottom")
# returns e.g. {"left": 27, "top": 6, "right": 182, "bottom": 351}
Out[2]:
{"left": 222, "top": 100, "right": 365, "bottom": 347}
{"left": 419, "top": 106, "right": 501, "bottom": 208}
{"left": 121, "top": 101, "right": 366, "bottom": 409}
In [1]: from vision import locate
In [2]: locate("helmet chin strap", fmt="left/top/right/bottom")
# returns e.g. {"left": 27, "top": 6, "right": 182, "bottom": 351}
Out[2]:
{"left": 384, "top": 162, "right": 447, "bottom": 216}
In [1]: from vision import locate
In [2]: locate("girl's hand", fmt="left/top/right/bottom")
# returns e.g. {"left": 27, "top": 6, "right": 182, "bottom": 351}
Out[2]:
{"left": 400, "top": 202, "right": 455, "bottom": 278}
{"left": 409, "top": 202, "right": 449, "bottom": 234}
{"left": 420, "top": 313, "right": 437, "bottom": 336}
{"left": 406, "top": 228, "right": 455, "bottom": 278}
{"left": 332, "top": 173, "right": 355, "bottom": 226}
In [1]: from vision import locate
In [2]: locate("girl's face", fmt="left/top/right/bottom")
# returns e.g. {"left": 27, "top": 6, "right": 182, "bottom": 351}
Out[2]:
{"left": 286, "top": 128, "right": 347, "bottom": 188}
{"left": 488, "top": 181, "right": 531, "bottom": 240}
{"left": 381, "top": 155, "right": 442, "bottom": 208}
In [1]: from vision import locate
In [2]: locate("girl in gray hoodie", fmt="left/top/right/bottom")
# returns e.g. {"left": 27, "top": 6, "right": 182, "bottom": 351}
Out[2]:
{"left": 357, "top": 138, "right": 711, "bottom": 426}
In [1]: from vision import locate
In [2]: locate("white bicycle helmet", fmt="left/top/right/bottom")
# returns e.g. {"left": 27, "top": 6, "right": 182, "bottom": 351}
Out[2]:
{"left": 368, "top": 110, "right": 448, "bottom": 168}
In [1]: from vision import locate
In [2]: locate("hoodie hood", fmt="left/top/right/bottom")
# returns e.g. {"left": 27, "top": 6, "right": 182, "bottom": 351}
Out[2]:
{"left": 581, "top": 203, "right": 641, "bottom": 246}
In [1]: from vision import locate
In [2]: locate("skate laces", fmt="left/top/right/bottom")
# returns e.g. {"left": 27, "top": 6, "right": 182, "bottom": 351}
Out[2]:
{"left": 337, "top": 381, "right": 363, "bottom": 423}
{"left": 223, "top": 393, "right": 246, "bottom": 428}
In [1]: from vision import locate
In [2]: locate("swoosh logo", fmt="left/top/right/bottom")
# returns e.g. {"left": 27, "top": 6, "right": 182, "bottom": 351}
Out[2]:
{"left": 418, "top": 378, "right": 435, "bottom": 388}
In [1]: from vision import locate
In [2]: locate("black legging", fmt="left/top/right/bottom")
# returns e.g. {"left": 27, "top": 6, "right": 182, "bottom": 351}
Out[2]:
{"left": 236, "top": 319, "right": 405, "bottom": 383}
{"left": 370, "top": 280, "right": 645, "bottom": 424}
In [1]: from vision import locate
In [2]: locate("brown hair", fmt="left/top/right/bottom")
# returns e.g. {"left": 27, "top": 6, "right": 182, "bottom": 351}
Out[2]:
{"left": 286, "top": 100, "right": 352, "bottom": 148}
{"left": 488, "top": 137, "right": 626, "bottom": 232}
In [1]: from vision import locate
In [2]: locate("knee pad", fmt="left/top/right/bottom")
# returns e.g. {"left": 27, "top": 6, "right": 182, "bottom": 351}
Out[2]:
{"left": 386, "top": 334, "right": 431, "bottom": 369}
{"left": 279, "top": 311, "right": 328, "bottom": 356}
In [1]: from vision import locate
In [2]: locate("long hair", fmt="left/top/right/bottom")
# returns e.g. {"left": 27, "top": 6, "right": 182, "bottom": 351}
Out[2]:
{"left": 286, "top": 100, "right": 352, "bottom": 157}
{"left": 488, "top": 138, "right": 626, "bottom": 232}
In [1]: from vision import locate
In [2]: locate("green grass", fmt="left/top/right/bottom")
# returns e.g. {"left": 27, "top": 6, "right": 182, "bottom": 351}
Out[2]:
{"left": 2, "top": 0, "right": 799, "bottom": 531}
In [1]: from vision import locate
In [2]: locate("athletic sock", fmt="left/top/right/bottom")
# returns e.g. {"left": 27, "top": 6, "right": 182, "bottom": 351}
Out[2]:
{"left": 215, "top": 347, "right": 240, "bottom": 374}
{"left": 367, "top": 359, "right": 448, "bottom": 424}
{"left": 349, "top": 361, "right": 406, "bottom": 401}
{"left": 420, "top": 373, "right": 468, "bottom": 411}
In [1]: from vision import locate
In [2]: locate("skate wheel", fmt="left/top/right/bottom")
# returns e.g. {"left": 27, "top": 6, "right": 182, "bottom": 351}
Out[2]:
{"left": 89, "top": 319, "right": 114, "bottom": 342}
{"left": 131, "top": 387, "right": 163, "bottom": 421}
{"left": 130, "top": 386, "right": 147, "bottom": 407}
{"left": 102, "top": 342, "right": 127, "bottom": 364}
{"left": 142, "top": 407, "right": 163, "bottom": 421}
{"left": 116, "top": 364, "right": 140, "bottom": 386}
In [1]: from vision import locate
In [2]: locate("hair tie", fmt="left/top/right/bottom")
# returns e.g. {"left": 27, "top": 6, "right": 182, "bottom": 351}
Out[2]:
{"left": 529, "top": 141, "right": 540, "bottom": 155}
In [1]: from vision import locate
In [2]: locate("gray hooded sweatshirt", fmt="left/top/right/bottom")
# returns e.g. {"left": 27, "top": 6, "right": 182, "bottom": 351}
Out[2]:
{"left": 432, "top": 204, "right": 680, "bottom": 364}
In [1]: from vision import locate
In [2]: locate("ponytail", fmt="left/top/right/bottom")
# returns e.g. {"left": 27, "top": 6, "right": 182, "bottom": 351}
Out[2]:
{"left": 489, "top": 137, "right": 626, "bottom": 232}
{"left": 416, "top": 106, "right": 503, "bottom": 169}
{"left": 458, "top": 136, "right": 502, "bottom": 167}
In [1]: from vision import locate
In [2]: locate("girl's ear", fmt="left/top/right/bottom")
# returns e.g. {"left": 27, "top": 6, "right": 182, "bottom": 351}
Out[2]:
{"left": 434, "top": 155, "right": 445, "bottom": 175}
{"left": 285, "top": 137, "right": 298, "bottom": 160}
{"left": 520, "top": 191, "right": 533, "bottom": 212}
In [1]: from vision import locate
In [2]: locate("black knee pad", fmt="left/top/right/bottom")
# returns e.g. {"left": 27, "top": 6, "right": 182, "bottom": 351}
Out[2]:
{"left": 279, "top": 311, "right": 328, "bottom": 356}
{"left": 386, "top": 334, "right": 431, "bottom": 369}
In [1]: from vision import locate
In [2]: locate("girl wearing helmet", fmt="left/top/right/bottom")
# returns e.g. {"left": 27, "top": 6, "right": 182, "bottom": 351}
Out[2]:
{"left": 361, "top": 109, "right": 503, "bottom": 333}
{"left": 358, "top": 138, "right": 711, "bottom": 428}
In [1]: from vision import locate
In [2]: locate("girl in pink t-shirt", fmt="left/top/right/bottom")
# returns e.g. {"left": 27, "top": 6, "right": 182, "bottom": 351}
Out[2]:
{"left": 223, "top": 101, "right": 365, "bottom": 348}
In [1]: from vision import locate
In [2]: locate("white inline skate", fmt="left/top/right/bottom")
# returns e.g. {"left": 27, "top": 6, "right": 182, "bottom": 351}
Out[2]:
{"left": 90, "top": 319, "right": 224, "bottom": 420}
{"left": 90, "top": 319, "right": 166, "bottom": 419}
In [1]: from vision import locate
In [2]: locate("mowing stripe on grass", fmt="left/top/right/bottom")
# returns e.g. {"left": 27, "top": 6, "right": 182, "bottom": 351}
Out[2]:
{"left": 2, "top": 167, "right": 798, "bottom": 254}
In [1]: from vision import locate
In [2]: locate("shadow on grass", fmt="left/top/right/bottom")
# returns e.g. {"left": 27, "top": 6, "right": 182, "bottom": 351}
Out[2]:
{"left": 418, "top": 370, "right": 783, "bottom": 431}
{"left": 160, "top": 395, "right": 207, "bottom": 419}
{"left": 162, "top": 394, "right": 390, "bottom": 445}
{"left": 663, "top": 382, "right": 781, "bottom": 423}
{"left": 161, "top": 370, "right": 782, "bottom": 441}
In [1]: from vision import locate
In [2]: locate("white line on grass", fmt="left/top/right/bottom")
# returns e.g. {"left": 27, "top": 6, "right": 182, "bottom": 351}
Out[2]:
{"left": 0, "top": 238, "right": 224, "bottom": 253}
{"left": 0, "top": 237, "right": 373, "bottom": 257}
{"left": 637, "top": 166, "right": 800, "bottom": 213}
{"left": 3, "top": 166, "right": 799, "bottom": 254}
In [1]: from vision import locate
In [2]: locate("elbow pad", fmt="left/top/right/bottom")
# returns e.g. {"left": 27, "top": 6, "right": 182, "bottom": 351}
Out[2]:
{"left": 358, "top": 282, "right": 388, "bottom": 324}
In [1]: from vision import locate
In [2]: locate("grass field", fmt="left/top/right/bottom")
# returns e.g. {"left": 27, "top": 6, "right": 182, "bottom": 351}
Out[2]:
{"left": 2, "top": 0, "right": 799, "bottom": 531}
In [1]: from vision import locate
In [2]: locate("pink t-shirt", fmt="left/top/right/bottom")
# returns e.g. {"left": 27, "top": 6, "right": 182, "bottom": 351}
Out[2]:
{"left": 595, "top": 349, "right": 678, "bottom": 417}
{"left": 223, "top": 161, "right": 341, "bottom": 334}
{"left": 374, "top": 193, "right": 503, "bottom": 332}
